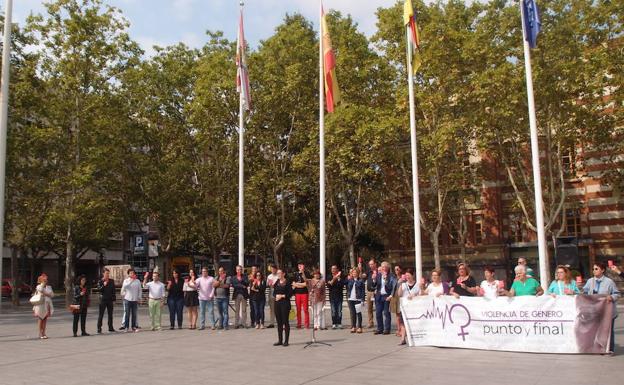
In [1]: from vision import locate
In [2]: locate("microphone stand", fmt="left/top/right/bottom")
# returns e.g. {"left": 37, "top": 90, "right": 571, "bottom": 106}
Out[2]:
{"left": 304, "top": 278, "right": 331, "bottom": 348}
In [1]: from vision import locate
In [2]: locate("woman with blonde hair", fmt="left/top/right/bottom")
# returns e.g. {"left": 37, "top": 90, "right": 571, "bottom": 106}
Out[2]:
{"left": 346, "top": 267, "right": 365, "bottom": 333}
{"left": 423, "top": 269, "right": 449, "bottom": 297}
{"left": 32, "top": 274, "right": 54, "bottom": 339}
{"left": 547, "top": 265, "right": 580, "bottom": 296}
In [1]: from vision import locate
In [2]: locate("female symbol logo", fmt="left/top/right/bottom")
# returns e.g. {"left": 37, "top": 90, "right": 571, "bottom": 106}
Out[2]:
{"left": 448, "top": 303, "right": 472, "bottom": 341}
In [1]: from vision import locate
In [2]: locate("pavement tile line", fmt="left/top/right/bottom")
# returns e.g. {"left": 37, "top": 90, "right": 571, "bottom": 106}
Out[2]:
{"left": 0, "top": 334, "right": 182, "bottom": 368}
{"left": 289, "top": 345, "right": 408, "bottom": 385}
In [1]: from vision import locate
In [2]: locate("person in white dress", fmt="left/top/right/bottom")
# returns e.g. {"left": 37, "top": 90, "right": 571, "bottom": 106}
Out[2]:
{"left": 32, "top": 274, "right": 54, "bottom": 339}
{"left": 423, "top": 269, "right": 448, "bottom": 297}
{"left": 478, "top": 266, "right": 502, "bottom": 299}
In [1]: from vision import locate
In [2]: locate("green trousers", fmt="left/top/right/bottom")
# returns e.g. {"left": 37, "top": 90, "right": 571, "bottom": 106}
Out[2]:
{"left": 148, "top": 298, "right": 162, "bottom": 330}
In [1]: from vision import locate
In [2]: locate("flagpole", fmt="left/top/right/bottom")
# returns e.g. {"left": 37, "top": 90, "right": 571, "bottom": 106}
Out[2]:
{"left": 237, "top": 1, "right": 245, "bottom": 268}
{"left": 405, "top": 24, "right": 423, "bottom": 284}
{"left": 318, "top": 0, "right": 326, "bottom": 279}
{"left": 0, "top": 0, "right": 14, "bottom": 311}
{"left": 520, "top": 0, "right": 548, "bottom": 290}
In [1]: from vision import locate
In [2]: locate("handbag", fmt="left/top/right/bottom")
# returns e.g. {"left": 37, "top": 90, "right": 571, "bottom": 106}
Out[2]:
{"left": 69, "top": 304, "right": 81, "bottom": 314}
{"left": 29, "top": 293, "right": 44, "bottom": 306}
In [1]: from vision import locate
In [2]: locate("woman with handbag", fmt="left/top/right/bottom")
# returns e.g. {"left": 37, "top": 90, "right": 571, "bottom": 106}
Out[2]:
{"left": 72, "top": 275, "right": 90, "bottom": 337}
{"left": 32, "top": 273, "right": 54, "bottom": 339}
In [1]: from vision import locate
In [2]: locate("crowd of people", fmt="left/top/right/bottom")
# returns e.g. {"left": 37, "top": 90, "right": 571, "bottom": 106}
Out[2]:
{"left": 31, "top": 258, "right": 622, "bottom": 351}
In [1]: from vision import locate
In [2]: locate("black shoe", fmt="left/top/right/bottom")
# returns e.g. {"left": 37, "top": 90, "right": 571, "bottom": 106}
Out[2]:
{"left": 383, "top": 331, "right": 390, "bottom": 335}
{"left": 73, "top": 334, "right": 78, "bottom": 337}
{"left": 273, "top": 341, "right": 283, "bottom": 346}
{"left": 82, "top": 332, "right": 90, "bottom": 336}
{"left": 170, "top": 326, "right": 175, "bottom": 330}
{"left": 282, "top": 342, "right": 289, "bottom": 347}
{"left": 267, "top": 324, "right": 275, "bottom": 328}
{"left": 97, "top": 330, "right": 102, "bottom": 334}
{"left": 374, "top": 331, "right": 382, "bottom": 335}
{"left": 119, "top": 327, "right": 126, "bottom": 331}
{"left": 108, "top": 329, "right": 117, "bottom": 333}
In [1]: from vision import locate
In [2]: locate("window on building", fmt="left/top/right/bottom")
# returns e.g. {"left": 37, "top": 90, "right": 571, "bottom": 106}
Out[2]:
{"left": 474, "top": 215, "right": 483, "bottom": 245}
{"left": 449, "top": 225, "right": 460, "bottom": 245}
{"left": 561, "top": 148, "right": 575, "bottom": 173}
{"left": 565, "top": 208, "right": 582, "bottom": 236}
{"left": 509, "top": 213, "right": 524, "bottom": 243}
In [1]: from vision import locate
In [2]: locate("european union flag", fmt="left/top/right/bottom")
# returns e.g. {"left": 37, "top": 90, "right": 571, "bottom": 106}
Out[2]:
{"left": 522, "top": 0, "right": 541, "bottom": 48}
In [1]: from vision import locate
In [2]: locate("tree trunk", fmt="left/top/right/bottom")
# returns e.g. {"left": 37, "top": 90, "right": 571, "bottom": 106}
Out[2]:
{"left": 64, "top": 233, "right": 75, "bottom": 306}
{"left": 431, "top": 230, "right": 441, "bottom": 270}
{"left": 348, "top": 242, "right": 356, "bottom": 268}
{"left": 10, "top": 247, "right": 20, "bottom": 306}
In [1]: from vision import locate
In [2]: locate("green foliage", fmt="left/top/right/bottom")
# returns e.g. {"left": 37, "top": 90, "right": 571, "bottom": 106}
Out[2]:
{"left": 2, "top": 0, "right": 620, "bottom": 283}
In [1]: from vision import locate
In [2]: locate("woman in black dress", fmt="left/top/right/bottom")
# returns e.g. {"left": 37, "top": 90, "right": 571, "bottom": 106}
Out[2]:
{"left": 272, "top": 269, "right": 293, "bottom": 346}
{"left": 183, "top": 269, "right": 199, "bottom": 329}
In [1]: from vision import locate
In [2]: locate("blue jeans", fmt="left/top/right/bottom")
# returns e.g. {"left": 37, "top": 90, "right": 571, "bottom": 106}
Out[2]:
{"left": 375, "top": 294, "right": 391, "bottom": 333}
{"left": 330, "top": 295, "right": 343, "bottom": 325}
{"left": 215, "top": 297, "right": 229, "bottom": 329}
{"left": 167, "top": 296, "right": 184, "bottom": 328}
{"left": 251, "top": 297, "right": 266, "bottom": 325}
{"left": 123, "top": 300, "right": 138, "bottom": 329}
{"left": 199, "top": 299, "right": 215, "bottom": 328}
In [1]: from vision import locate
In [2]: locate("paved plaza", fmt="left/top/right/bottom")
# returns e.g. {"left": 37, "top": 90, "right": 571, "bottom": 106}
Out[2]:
{"left": 0, "top": 299, "right": 622, "bottom": 385}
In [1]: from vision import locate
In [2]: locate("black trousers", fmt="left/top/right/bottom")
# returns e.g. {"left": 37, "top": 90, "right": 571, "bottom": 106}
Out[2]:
{"left": 97, "top": 300, "right": 114, "bottom": 332}
{"left": 348, "top": 300, "right": 362, "bottom": 328}
{"left": 73, "top": 308, "right": 88, "bottom": 335}
{"left": 275, "top": 300, "right": 290, "bottom": 343}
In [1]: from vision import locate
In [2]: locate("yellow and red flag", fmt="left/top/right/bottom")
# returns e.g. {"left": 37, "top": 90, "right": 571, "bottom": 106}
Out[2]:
{"left": 321, "top": 7, "right": 340, "bottom": 113}
{"left": 404, "top": 0, "right": 422, "bottom": 73}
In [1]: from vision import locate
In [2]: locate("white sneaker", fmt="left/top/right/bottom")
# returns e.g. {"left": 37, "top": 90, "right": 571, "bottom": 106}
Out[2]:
{"left": 331, "top": 325, "right": 336, "bottom": 330}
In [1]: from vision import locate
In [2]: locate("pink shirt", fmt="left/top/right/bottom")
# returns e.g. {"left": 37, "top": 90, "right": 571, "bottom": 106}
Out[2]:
{"left": 195, "top": 276, "right": 215, "bottom": 300}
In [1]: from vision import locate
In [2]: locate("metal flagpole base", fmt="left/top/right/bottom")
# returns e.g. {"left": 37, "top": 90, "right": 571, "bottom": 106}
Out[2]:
{"left": 304, "top": 285, "right": 331, "bottom": 348}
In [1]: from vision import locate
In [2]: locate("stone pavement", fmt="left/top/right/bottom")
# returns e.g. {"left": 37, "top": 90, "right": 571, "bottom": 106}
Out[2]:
{"left": 0, "top": 301, "right": 622, "bottom": 385}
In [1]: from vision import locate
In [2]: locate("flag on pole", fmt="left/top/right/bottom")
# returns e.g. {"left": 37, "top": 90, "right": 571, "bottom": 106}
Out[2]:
{"left": 236, "top": 9, "right": 251, "bottom": 110}
{"left": 522, "top": 0, "right": 541, "bottom": 49}
{"left": 404, "top": 0, "right": 422, "bottom": 73}
{"left": 321, "top": 7, "right": 340, "bottom": 113}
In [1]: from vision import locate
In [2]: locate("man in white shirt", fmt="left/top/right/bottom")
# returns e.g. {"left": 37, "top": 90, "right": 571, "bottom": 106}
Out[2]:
{"left": 266, "top": 264, "right": 278, "bottom": 328}
{"left": 195, "top": 268, "right": 216, "bottom": 330}
{"left": 120, "top": 269, "right": 142, "bottom": 332}
{"left": 143, "top": 271, "right": 165, "bottom": 331}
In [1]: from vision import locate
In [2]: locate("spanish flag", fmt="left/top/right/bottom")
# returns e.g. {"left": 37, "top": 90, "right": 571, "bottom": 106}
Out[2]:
{"left": 404, "top": 0, "right": 422, "bottom": 73}
{"left": 321, "top": 7, "right": 340, "bottom": 113}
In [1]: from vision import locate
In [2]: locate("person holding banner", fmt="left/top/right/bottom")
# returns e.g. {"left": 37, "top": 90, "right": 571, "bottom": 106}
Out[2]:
{"left": 423, "top": 269, "right": 448, "bottom": 297}
{"left": 346, "top": 267, "right": 365, "bottom": 334}
{"left": 547, "top": 266, "right": 580, "bottom": 296}
{"left": 609, "top": 262, "right": 624, "bottom": 279}
{"left": 582, "top": 262, "right": 620, "bottom": 353}
{"left": 505, "top": 265, "right": 543, "bottom": 297}
{"left": 396, "top": 268, "right": 419, "bottom": 345}
{"left": 478, "top": 266, "right": 502, "bottom": 299}
{"left": 450, "top": 263, "right": 477, "bottom": 298}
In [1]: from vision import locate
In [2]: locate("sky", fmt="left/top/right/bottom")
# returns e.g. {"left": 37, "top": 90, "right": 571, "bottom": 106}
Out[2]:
{"left": 12, "top": 0, "right": 400, "bottom": 56}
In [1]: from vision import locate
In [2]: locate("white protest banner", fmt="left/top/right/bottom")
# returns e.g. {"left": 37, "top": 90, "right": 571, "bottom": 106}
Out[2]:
{"left": 401, "top": 295, "right": 612, "bottom": 354}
